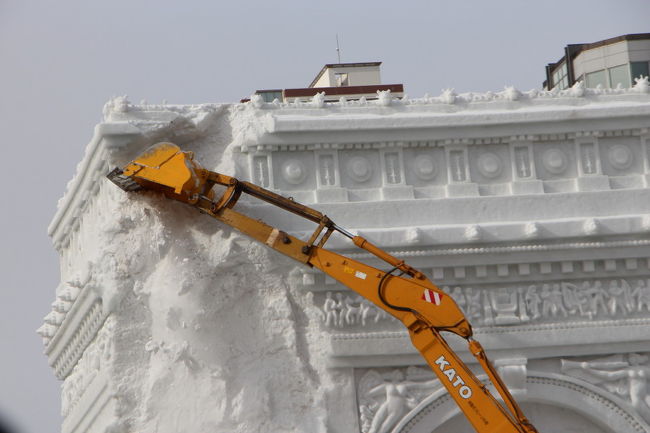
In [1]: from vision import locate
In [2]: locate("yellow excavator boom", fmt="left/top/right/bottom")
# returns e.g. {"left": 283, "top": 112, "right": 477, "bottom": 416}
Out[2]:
{"left": 107, "top": 142, "right": 538, "bottom": 433}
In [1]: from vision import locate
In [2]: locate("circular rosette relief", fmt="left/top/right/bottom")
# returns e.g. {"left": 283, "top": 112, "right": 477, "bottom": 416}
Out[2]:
{"left": 346, "top": 156, "right": 373, "bottom": 182}
{"left": 414, "top": 155, "right": 438, "bottom": 180}
{"left": 477, "top": 152, "right": 503, "bottom": 178}
{"left": 281, "top": 159, "right": 307, "bottom": 185}
{"left": 607, "top": 144, "right": 633, "bottom": 170}
{"left": 542, "top": 148, "right": 568, "bottom": 174}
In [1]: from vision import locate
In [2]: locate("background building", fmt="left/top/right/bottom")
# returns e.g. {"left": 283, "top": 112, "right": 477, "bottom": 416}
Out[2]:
{"left": 248, "top": 62, "right": 404, "bottom": 103}
{"left": 544, "top": 33, "right": 650, "bottom": 90}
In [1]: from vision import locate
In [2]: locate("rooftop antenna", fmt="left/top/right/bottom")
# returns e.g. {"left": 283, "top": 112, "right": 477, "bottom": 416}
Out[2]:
{"left": 336, "top": 34, "right": 341, "bottom": 63}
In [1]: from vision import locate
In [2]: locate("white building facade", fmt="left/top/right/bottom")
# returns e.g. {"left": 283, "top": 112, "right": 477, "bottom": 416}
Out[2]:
{"left": 43, "top": 80, "right": 650, "bottom": 433}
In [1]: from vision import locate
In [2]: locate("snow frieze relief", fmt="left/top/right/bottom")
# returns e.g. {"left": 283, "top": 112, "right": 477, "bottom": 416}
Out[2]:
{"left": 357, "top": 366, "right": 442, "bottom": 433}
{"left": 315, "top": 278, "right": 650, "bottom": 332}
{"left": 241, "top": 128, "right": 650, "bottom": 202}
{"left": 561, "top": 353, "right": 650, "bottom": 424}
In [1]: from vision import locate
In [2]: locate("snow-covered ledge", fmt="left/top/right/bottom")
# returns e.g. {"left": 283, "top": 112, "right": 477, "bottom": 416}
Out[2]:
{"left": 44, "top": 82, "right": 650, "bottom": 433}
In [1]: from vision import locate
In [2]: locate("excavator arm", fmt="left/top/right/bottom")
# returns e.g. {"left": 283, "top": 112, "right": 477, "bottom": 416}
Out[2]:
{"left": 107, "top": 142, "right": 538, "bottom": 433}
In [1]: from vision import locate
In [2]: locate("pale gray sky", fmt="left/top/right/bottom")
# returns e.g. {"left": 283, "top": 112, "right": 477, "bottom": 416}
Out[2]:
{"left": 1, "top": 1, "right": 648, "bottom": 432}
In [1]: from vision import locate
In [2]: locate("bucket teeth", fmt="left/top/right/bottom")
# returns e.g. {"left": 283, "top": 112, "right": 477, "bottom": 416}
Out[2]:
{"left": 107, "top": 168, "right": 142, "bottom": 192}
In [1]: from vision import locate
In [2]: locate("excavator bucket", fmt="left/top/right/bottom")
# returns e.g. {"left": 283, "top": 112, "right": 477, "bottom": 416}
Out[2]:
{"left": 107, "top": 142, "right": 207, "bottom": 198}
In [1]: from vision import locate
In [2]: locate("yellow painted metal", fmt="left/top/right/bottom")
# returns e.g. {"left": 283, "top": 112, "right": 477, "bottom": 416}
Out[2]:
{"left": 121, "top": 142, "right": 208, "bottom": 197}
{"left": 108, "top": 142, "right": 538, "bottom": 433}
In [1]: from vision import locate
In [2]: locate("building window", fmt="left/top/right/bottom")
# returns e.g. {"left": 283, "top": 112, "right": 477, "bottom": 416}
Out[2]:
{"left": 335, "top": 73, "right": 349, "bottom": 87}
{"left": 258, "top": 91, "right": 282, "bottom": 102}
{"left": 586, "top": 70, "right": 607, "bottom": 88}
{"left": 609, "top": 64, "right": 631, "bottom": 88}
{"left": 631, "top": 61, "right": 650, "bottom": 81}
{"left": 552, "top": 62, "right": 569, "bottom": 90}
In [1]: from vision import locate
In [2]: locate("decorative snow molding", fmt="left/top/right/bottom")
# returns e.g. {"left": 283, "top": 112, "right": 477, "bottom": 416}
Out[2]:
{"left": 376, "top": 90, "right": 392, "bottom": 106}
{"left": 439, "top": 88, "right": 456, "bottom": 105}
{"left": 583, "top": 218, "right": 600, "bottom": 236}
{"left": 312, "top": 92, "right": 326, "bottom": 108}
{"left": 561, "top": 353, "right": 650, "bottom": 425}
{"left": 357, "top": 366, "right": 441, "bottom": 433}
{"left": 641, "top": 215, "right": 650, "bottom": 231}
{"left": 502, "top": 86, "right": 522, "bottom": 101}
{"left": 569, "top": 81, "right": 586, "bottom": 98}
{"left": 405, "top": 227, "right": 423, "bottom": 245}
{"left": 523, "top": 222, "right": 540, "bottom": 239}
{"left": 102, "top": 96, "right": 130, "bottom": 121}
{"left": 633, "top": 76, "right": 650, "bottom": 94}
{"left": 250, "top": 93, "right": 265, "bottom": 109}
{"left": 464, "top": 225, "right": 481, "bottom": 241}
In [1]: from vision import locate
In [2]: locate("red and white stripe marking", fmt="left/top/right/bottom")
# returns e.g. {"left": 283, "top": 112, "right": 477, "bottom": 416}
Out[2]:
{"left": 422, "top": 289, "right": 442, "bottom": 305}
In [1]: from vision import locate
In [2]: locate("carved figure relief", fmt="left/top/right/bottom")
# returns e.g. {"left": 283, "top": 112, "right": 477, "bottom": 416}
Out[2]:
{"left": 358, "top": 368, "right": 441, "bottom": 433}
{"left": 561, "top": 353, "right": 650, "bottom": 422}
{"left": 320, "top": 279, "right": 650, "bottom": 330}
{"left": 440, "top": 279, "right": 650, "bottom": 327}
{"left": 320, "top": 292, "right": 396, "bottom": 328}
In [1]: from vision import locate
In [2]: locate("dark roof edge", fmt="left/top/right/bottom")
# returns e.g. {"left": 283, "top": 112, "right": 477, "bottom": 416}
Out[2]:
{"left": 285, "top": 83, "right": 402, "bottom": 98}
{"left": 579, "top": 33, "right": 650, "bottom": 52}
{"left": 309, "top": 62, "right": 383, "bottom": 88}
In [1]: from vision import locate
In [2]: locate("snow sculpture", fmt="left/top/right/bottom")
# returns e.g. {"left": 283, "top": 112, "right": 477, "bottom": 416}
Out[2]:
{"left": 376, "top": 90, "right": 392, "bottom": 106}
{"left": 634, "top": 76, "right": 650, "bottom": 94}
{"left": 312, "top": 91, "right": 326, "bottom": 108}
{"left": 562, "top": 354, "right": 650, "bottom": 422}
{"left": 45, "top": 88, "right": 650, "bottom": 433}
{"left": 502, "top": 86, "right": 521, "bottom": 101}
{"left": 439, "top": 88, "right": 456, "bottom": 104}
{"left": 250, "top": 93, "right": 264, "bottom": 108}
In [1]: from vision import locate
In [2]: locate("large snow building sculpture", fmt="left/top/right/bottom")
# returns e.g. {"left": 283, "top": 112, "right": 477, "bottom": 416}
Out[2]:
{"left": 43, "top": 77, "right": 650, "bottom": 432}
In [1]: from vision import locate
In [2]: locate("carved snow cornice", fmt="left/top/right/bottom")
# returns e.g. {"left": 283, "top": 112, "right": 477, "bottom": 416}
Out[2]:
{"left": 41, "top": 279, "right": 107, "bottom": 380}
{"left": 329, "top": 317, "right": 650, "bottom": 365}
{"left": 48, "top": 99, "right": 226, "bottom": 251}
{"left": 246, "top": 79, "right": 650, "bottom": 114}
{"left": 48, "top": 122, "right": 143, "bottom": 251}
{"left": 288, "top": 215, "right": 650, "bottom": 252}
{"left": 240, "top": 128, "right": 647, "bottom": 153}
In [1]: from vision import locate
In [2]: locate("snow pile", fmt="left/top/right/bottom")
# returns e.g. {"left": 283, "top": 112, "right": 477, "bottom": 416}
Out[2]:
{"left": 59, "top": 104, "right": 341, "bottom": 433}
